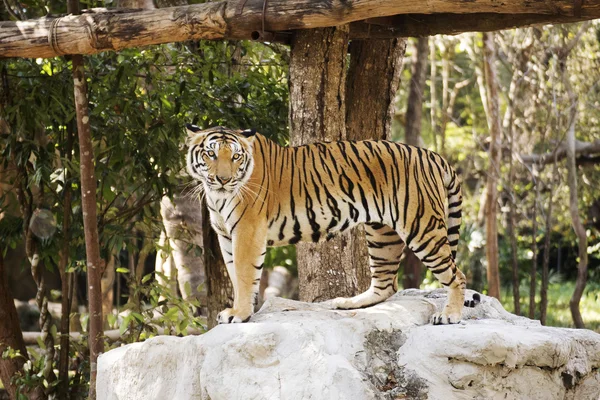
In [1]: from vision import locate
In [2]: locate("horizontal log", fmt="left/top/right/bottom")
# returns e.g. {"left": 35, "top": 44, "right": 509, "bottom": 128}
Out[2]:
{"left": 350, "top": 13, "right": 599, "bottom": 39}
{"left": 520, "top": 139, "right": 600, "bottom": 165}
{"left": 1, "top": 0, "right": 600, "bottom": 58}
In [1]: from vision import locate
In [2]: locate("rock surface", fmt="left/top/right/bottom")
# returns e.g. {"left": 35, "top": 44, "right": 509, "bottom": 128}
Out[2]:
{"left": 97, "top": 289, "right": 600, "bottom": 400}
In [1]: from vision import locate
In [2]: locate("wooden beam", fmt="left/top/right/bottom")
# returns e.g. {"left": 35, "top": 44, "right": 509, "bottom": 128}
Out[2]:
{"left": 350, "top": 13, "right": 598, "bottom": 39}
{"left": 1, "top": 0, "right": 600, "bottom": 58}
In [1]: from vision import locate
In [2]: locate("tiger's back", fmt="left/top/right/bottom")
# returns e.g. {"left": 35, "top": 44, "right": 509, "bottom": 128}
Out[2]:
{"left": 259, "top": 137, "right": 461, "bottom": 254}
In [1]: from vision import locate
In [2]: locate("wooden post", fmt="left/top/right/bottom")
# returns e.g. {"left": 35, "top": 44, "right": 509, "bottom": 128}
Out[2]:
{"left": 67, "top": 1, "right": 104, "bottom": 397}
{"left": 72, "top": 52, "right": 104, "bottom": 400}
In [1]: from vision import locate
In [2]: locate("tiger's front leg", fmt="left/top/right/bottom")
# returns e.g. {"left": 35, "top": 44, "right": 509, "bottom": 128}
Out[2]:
{"left": 216, "top": 224, "right": 267, "bottom": 324}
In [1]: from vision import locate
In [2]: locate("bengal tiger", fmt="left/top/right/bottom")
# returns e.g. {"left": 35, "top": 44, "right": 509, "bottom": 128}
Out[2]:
{"left": 186, "top": 124, "right": 471, "bottom": 325}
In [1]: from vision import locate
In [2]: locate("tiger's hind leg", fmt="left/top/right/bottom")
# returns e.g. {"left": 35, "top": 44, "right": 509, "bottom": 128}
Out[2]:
{"left": 331, "top": 223, "right": 403, "bottom": 310}
{"left": 409, "top": 229, "right": 466, "bottom": 324}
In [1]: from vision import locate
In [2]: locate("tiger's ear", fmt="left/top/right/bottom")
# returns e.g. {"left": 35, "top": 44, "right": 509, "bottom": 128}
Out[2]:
{"left": 240, "top": 128, "right": 256, "bottom": 138}
{"left": 185, "top": 123, "right": 202, "bottom": 137}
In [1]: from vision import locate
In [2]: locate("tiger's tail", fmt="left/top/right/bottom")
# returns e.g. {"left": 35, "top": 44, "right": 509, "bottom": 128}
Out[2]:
{"left": 445, "top": 167, "right": 462, "bottom": 261}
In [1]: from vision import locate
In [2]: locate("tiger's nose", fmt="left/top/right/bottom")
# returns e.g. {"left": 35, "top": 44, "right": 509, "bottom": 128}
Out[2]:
{"left": 216, "top": 175, "right": 231, "bottom": 184}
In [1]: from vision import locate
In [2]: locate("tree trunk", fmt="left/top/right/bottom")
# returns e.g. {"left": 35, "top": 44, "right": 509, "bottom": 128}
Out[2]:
{"left": 156, "top": 195, "right": 207, "bottom": 313}
{"left": 57, "top": 120, "right": 74, "bottom": 400}
{"left": 439, "top": 40, "right": 452, "bottom": 154}
{"left": 345, "top": 37, "right": 406, "bottom": 292}
{"left": 540, "top": 166, "right": 556, "bottom": 326}
{"left": 429, "top": 38, "right": 439, "bottom": 152}
{"left": 68, "top": 1, "right": 104, "bottom": 396}
{"left": 0, "top": 253, "right": 28, "bottom": 400}
{"left": 529, "top": 172, "right": 540, "bottom": 319}
{"left": 402, "top": 37, "right": 428, "bottom": 289}
{"left": 563, "top": 76, "right": 588, "bottom": 329}
{"left": 504, "top": 70, "right": 521, "bottom": 316}
{"left": 290, "top": 26, "right": 359, "bottom": 302}
{"left": 101, "top": 254, "right": 116, "bottom": 327}
{"left": 566, "top": 118, "right": 588, "bottom": 329}
{"left": 202, "top": 202, "right": 233, "bottom": 328}
{"left": 290, "top": 28, "right": 406, "bottom": 301}
{"left": 481, "top": 32, "right": 501, "bottom": 300}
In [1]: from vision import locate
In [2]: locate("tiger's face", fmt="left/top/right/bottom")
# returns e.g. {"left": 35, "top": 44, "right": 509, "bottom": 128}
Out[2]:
{"left": 186, "top": 125, "right": 256, "bottom": 199}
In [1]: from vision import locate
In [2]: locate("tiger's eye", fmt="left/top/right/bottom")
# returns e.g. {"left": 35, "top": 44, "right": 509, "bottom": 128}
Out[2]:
{"left": 232, "top": 154, "right": 241, "bottom": 161}
{"left": 208, "top": 150, "right": 216, "bottom": 158}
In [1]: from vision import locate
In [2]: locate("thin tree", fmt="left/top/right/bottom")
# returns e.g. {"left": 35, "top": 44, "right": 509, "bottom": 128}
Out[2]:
{"left": 529, "top": 169, "right": 540, "bottom": 319}
{"left": 57, "top": 121, "right": 74, "bottom": 399}
{"left": 429, "top": 38, "right": 439, "bottom": 152}
{"left": 402, "top": 37, "right": 428, "bottom": 289}
{"left": 482, "top": 32, "right": 502, "bottom": 300}
{"left": 501, "top": 41, "right": 528, "bottom": 316}
{"left": 0, "top": 252, "right": 42, "bottom": 399}
{"left": 561, "top": 52, "right": 589, "bottom": 329}
{"left": 68, "top": 1, "right": 104, "bottom": 397}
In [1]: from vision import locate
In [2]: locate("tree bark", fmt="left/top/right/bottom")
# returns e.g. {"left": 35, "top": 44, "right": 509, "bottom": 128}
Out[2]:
{"left": 68, "top": 1, "right": 104, "bottom": 396}
{"left": 350, "top": 13, "right": 597, "bottom": 39}
{"left": 504, "top": 68, "right": 521, "bottom": 316}
{"left": 482, "top": 32, "right": 501, "bottom": 300}
{"left": 345, "top": 38, "right": 406, "bottom": 292}
{"left": 156, "top": 195, "right": 207, "bottom": 313}
{"left": 429, "top": 38, "right": 439, "bottom": 152}
{"left": 529, "top": 170, "right": 540, "bottom": 319}
{"left": 57, "top": 120, "right": 74, "bottom": 400}
{"left": 540, "top": 161, "right": 557, "bottom": 326}
{"left": 402, "top": 37, "right": 428, "bottom": 289}
{"left": 3, "top": 0, "right": 600, "bottom": 58}
{"left": 290, "top": 29, "right": 406, "bottom": 301}
{"left": 563, "top": 74, "right": 588, "bottom": 329}
{"left": 0, "top": 253, "right": 28, "bottom": 400}
{"left": 202, "top": 202, "right": 233, "bottom": 329}
{"left": 73, "top": 53, "right": 104, "bottom": 398}
{"left": 290, "top": 26, "right": 360, "bottom": 302}
{"left": 405, "top": 38, "right": 428, "bottom": 148}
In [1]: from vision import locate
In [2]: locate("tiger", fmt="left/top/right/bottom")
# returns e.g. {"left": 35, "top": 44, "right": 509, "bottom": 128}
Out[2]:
{"left": 185, "top": 124, "right": 470, "bottom": 325}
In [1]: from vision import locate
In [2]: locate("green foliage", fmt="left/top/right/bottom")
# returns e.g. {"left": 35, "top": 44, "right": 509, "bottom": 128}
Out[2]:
{"left": 1, "top": 26, "right": 290, "bottom": 396}
{"left": 501, "top": 280, "right": 600, "bottom": 331}
{"left": 109, "top": 271, "right": 207, "bottom": 340}
{"left": 264, "top": 245, "right": 297, "bottom": 275}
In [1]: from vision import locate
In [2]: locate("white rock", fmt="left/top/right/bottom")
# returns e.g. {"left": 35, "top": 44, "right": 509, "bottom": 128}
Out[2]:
{"left": 97, "top": 289, "right": 600, "bottom": 400}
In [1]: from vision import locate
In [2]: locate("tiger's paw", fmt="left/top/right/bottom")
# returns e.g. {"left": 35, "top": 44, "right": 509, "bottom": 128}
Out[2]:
{"left": 217, "top": 308, "right": 253, "bottom": 324}
{"left": 331, "top": 296, "right": 357, "bottom": 310}
{"left": 431, "top": 308, "right": 462, "bottom": 325}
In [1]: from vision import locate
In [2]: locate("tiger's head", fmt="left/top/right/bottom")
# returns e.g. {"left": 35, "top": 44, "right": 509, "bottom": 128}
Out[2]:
{"left": 185, "top": 124, "right": 256, "bottom": 199}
